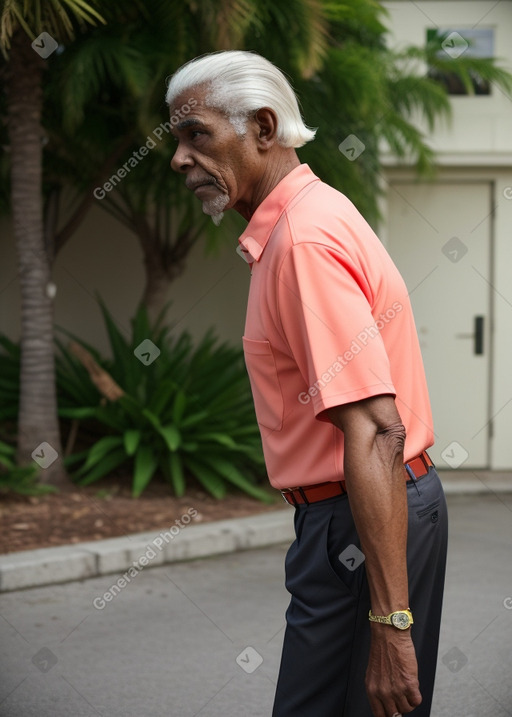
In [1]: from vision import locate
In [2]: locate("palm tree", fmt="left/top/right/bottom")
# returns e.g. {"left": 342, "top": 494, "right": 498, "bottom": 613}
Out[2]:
{"left": 0, "top": 0, "right": 103, "bottom": 485}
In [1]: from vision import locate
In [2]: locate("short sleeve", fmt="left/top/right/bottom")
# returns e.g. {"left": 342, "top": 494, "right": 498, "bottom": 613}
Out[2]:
{"left": 277, "top": 242, "right": 396, "bottom": 420}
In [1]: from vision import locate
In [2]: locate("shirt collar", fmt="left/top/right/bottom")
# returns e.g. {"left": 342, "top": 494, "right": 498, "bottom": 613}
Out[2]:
{"left": 237, "top": 164, "right": 319, "bottom": 264}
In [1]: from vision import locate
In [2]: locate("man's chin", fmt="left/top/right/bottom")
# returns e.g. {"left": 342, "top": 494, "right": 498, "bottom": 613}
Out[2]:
{"left": 201, "top": 194, "right": 230, "bottom": 225}
{"left": 210, "top": 212, "right": 224, "bottom": 226}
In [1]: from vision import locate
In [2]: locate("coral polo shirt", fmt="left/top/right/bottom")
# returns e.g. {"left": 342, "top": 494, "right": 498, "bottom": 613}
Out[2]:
{"left": 239, "top": 164, "right": 433, "bottom": 490}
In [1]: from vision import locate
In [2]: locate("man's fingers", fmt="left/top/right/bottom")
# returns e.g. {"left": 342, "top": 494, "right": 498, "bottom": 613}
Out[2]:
{"left": 366, "top": 694, "right": 387, "bottom": 717}
{"left": 367, "top": 683, "right": 422, "bottom": 717}
{"left": 401, "top": 684, "right": 422, "bottom": 713}
{"left": 386, "top": 688, "right": 422, "bottom": 716}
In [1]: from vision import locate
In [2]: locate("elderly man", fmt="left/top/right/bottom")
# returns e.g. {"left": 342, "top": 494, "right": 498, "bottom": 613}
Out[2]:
{"left": 166, "top": 50, "right": 448, "bottom": 717}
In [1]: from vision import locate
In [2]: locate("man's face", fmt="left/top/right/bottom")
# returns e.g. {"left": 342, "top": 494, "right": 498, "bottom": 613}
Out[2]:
{"left": 169, "top": 85, "right": 261, "bottom": 222}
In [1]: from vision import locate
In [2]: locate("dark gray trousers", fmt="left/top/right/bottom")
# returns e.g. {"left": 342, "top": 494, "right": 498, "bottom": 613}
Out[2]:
{"left": 272, "top": 467, "right": 448, "bottom": 717}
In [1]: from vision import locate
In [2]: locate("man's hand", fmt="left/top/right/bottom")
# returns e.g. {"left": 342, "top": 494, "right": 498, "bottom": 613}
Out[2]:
{"left": 366, "top": 625, "right": 422, "bottom": 717}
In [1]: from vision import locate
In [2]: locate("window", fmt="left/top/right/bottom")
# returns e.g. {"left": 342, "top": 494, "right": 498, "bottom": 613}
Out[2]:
{"left": 426, "top": 28, "right": 494, "bottom": 95}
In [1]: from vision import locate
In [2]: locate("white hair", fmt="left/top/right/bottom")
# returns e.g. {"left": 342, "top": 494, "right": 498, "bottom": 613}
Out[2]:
{"left": 165, "top": 50, "right": 316, "bottom": 148}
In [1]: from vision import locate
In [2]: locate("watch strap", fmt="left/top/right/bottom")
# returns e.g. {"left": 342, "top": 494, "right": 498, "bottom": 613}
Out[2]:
{"left": 368, "top": 608, "right": 414, "bottom": 629}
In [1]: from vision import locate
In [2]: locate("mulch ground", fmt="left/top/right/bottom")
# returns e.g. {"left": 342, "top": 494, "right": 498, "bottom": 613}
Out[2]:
{"left": 0, "top": 475, "right": 288, "bottom": 555}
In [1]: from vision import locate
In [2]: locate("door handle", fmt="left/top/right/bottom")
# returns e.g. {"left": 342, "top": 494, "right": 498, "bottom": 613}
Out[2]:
{"left": 455, "top": 316, "right": 484, "bottom": 355}
{"left": 474, "top": 315, "right": 484, "bottom": 355}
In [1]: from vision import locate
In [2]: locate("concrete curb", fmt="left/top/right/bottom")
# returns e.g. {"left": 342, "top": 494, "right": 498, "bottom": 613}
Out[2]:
{"left": 1, "top": 472, "right": 511, "bottom": 593}
{"left": 0, "top": 510, "right": 295, "bottom": 593}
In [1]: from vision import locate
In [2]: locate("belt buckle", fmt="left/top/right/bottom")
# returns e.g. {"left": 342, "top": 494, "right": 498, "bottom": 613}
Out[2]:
{"left": 280, "top": 487, "right": 297, "bottom": 505}
{"left": 280, "top": 486, "right": 308, "bottom": 506}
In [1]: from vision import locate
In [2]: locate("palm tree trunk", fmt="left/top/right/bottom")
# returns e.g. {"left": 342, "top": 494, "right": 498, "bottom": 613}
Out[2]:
{"left": 5, "top": 30, "right": 67, "bottom": 487}
{"left": 141, "top": 257, "right": 172, "bottom": 325}
{"left": 134, "top": 214, "right": 171, "bottom": 324}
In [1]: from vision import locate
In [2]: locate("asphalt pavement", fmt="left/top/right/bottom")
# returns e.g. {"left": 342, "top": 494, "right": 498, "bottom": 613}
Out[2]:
{"left": 1, "top": 492, "right": 511, "bottom": 717}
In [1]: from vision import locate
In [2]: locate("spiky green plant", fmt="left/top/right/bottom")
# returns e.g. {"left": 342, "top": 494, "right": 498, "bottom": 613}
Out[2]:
{"left": 55, "top": 302, "right": 270, "bottom": 500}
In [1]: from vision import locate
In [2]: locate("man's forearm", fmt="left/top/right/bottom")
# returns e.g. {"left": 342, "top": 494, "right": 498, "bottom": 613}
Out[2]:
{"left": 326, "top": 401, "right": 409, "bottom": 615}
{"left": 342, "top": 424, "right": 409, "bottom": 615}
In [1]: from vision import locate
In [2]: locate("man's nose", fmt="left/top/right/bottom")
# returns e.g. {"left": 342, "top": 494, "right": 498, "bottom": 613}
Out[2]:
{"left": 170, "top": 143, "right": 194, "bottom": 173}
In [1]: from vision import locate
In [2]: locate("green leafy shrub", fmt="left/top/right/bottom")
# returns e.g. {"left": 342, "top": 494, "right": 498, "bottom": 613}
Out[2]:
{"left": 56, "top": 302, "right": 270, "bottom": 500}
{"left": 0, "top": 439, "right": 56, "bottom": 496}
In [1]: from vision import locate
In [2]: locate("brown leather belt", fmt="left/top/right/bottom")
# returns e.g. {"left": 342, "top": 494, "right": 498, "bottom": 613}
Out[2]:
{"left": 280, "top": 450, "right": 433, "bottom": 506}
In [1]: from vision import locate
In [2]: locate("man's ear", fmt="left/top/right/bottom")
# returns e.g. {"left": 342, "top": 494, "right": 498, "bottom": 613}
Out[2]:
{"left": 253, "top": 107, "right": 279, "bottom": 149}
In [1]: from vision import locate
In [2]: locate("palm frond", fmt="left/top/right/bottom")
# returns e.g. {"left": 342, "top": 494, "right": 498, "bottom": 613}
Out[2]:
{"left": 0, "top": 0, "right": 104, "bottom": 51}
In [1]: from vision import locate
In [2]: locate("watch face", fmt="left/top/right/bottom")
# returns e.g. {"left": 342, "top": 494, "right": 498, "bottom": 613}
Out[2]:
{"left": 391, "top": 612, "right": 410, "bottom": 629}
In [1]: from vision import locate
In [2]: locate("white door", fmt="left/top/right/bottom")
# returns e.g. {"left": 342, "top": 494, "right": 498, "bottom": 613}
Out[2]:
{"left": 386, "top": 182, "right": 492, "bottom": 469}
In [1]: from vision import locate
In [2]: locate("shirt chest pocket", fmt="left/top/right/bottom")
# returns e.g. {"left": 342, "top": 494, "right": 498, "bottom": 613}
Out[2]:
{"left": 242, "top": 337, "right": 284, "bottom": 432}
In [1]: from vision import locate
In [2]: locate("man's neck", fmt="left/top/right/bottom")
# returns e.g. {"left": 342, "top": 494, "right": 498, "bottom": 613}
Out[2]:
{"left": 234, "top": 151, "right": 301, "bottom": 221}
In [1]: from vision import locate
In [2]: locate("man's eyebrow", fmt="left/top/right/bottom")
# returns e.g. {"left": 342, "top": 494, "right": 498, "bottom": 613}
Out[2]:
{"left": 175, "top": 118, "right": 207, "bottom": 131}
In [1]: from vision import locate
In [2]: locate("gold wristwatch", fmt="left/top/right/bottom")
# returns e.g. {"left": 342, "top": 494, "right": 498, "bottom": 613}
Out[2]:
{"left": 368, "top": 608, "right": 414, "bottom": 630}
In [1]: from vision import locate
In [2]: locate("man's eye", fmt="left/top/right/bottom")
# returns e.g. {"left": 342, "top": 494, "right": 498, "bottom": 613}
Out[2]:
{"left": 191, "top": 130, "right": 204, "bottom": 139}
